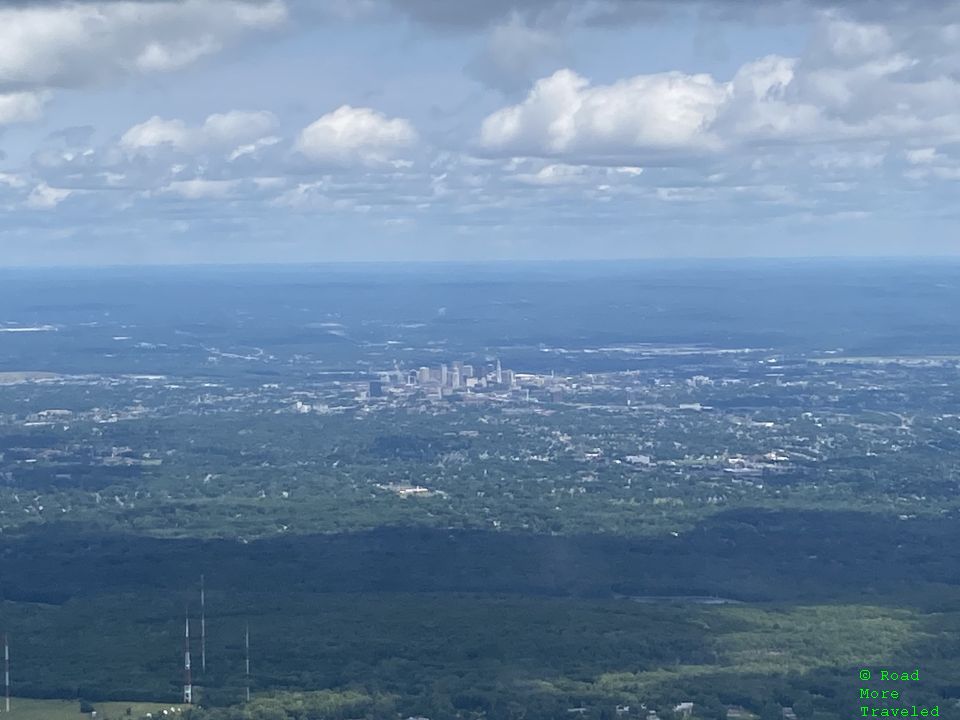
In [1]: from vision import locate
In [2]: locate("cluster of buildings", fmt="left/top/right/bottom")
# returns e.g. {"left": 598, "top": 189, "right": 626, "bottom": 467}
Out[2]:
{"left": 370, "top": 359, "right": 519, "bottom": 399}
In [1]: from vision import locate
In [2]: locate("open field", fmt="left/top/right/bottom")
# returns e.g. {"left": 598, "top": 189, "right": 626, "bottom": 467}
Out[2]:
{"left": 3, "top": 698, "right": 186, "bottom": 720}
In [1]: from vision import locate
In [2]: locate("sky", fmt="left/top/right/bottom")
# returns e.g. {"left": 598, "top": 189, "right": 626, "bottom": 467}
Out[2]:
{"left": 1, "top": 0, "right": 959, "bottom": 265}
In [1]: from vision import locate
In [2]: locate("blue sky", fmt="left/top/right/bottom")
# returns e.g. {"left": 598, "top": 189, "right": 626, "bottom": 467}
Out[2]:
{"left": 0, "top": 0, "right": 958, "bottom": 265}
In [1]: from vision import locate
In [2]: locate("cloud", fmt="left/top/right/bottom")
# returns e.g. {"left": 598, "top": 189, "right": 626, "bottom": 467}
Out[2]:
{"left": 372, "top": 0, "right": 706, "bottom": 29}
{"left": 9, "top": 102, "right": 423, "bottom": 225}
{"left": 809, "top": 149, "right": 885, "bottom": 170}
{"left": 716, "top": 55, "right": 826, "bottom": 142}
{"left": 324, "top": 0, "right": 960, "bottom": 30}
{"left": 378, "top": 0, "right": 570, "bottom": 28}
{"left": 120, "top": 117, "right": 191, "bottom": 151}
{"left": 228, "top": 136, "right": 282, "bottom": 161}
{"left": 904, "top": 147, "right": 942, "bottom": 165}
{"left": 0, "top": 173, "right": 28, "bottom": 189}
{"left": 479, "top": 12, "right": 960, "bottom": 164}
{"left": 135, "top": 35, "right": 225, "bottom": 73}
{"left": 203, "top": 111, "right": 278, "bottom": 146}
{"left": 818, "top": 16, "right": 894, "bottom": 62}
{"left": 0, "top": 91, "right": 49, "bottom": 126}
{"left": 0, "top": 0, "right": 287, "bottom": 125}
{"left": 295, "top": 106, "right": 418, "bottom": 166}
{"left": 510, "top": 161, "right": 645, "bottom": 185}
{"left": 7, "top": 1, "right": 960, "bottom": 263}
{"left": 2, "top": 0, "right": 958, "bottom": 39}
{"left": 160, "top": 178, "right": 242, "bottom": 199}
{"left": 465, "top": 13, "right": 567, "bottom": 93}
{"left": 120, "top": 111, "right": 279, "bottom": 153}
{"left": 513, "top": 163, "right": 589, "bottom": 185}
{"left": 479, "top": 68, "right": 728, "bottom": 158}
{"left": 26, "top": 182, "right": 72, "bottom": 209}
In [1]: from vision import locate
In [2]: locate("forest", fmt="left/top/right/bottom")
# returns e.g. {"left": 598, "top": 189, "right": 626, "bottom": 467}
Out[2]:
{"left": 3, "top": 509, "right": 960, "bottom": 720}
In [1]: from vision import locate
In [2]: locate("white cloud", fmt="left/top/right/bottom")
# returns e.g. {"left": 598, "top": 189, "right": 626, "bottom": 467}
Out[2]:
{"left": 120, "top": 117, "right": 191, "bottom": 151}
{"left": 120, "top": 111, "right": 279, "bottom": 153}
{"left": 480, "top": 15, "right": 960, "bottom": 164}
{"left": 295, "top": 105, "right": 418, "bottom": 166}
{"left": 136, "top": 36, "right": 225, "bottom": 73}
{"left": 0, "top": 1, "right": 287, "bottom": 91}
{"left": 480, "top": 68, "right": 728, "bottom": 157}
{"left": 514, "top": 163, "right": 588, "bottom": 186}
{"left": 202, "top": 111, "right": 278, "bottom": 146}
{"left": 161, "top": 179, "right": 242, "bottom": 199}
{"left": 902, "top": 146, "right": 960, "bottom": 181}
{"left": 510, "top": 161, "right": 646, "bottom": 186}
{"left": 0, "top": 173, "right": 28, "bottom": 189}
{"left": 719, "top": 55, "right": 825, "bottom": 141}
{"left": 0, "top": 91, "right": 49, "bottom": 125}
{"left": 0, "top": 1, "right": 287, "bottom": 125}
{"left": 8, "top": 5, "right": 960, "bottom": 260}
{"left": 811, "top": 150, "right": 885, "bottom": 168}
{"left": 26, "top": 182, "right": 72, "bottom": 209}
{"left": 905, "top": 147, "right": 942, "bottom": 165}
{"left": 251, "top": 176, "right": 287, "bottom": 190}
{"left": 229, "top": 136, "right": 282, "bottom": 161}
{"left": 819, "top": 17, "right": 895, "bottom": 63}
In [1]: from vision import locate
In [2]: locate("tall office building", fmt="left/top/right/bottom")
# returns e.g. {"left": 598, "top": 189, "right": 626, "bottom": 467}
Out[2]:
{"left": 495, "top": 359, "right": 503, "bottom": 385}
{"left": 418, "top": 367, "right": 431, "bottom": 384}
{"left": 440, "top": 364, "right": 448, "bottom": 386}
{"left": 451, "top": 367, "right": 461, "bottom": 389}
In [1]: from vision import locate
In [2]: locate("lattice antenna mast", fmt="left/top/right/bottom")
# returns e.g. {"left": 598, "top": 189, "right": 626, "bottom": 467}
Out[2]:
{"left": 183, "top": 611, "right": 193, "bottom": 705}
{"left": 244, "top": 624, "right": 251, "bottom": 703}
{"left": 200, "top": 574, "right": 206, "bottom": 674}
{"left": 4, "top": 633, "right": 10, "bottom": 713}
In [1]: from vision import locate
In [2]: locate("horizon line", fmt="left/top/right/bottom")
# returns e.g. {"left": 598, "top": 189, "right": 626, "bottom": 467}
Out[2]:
{"left": 2, "top": 254, "right": 960, "bottom": 272}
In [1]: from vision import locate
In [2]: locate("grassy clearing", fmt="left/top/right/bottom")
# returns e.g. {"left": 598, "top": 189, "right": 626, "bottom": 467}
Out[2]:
{"left": 2, "top": 698, "right": 186, "bottom": 720}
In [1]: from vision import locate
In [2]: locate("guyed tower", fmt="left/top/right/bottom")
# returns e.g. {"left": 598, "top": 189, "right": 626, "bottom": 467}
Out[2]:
{"left": 4, "top": 633, "right": 10, "bottom": 713}
{"left": 183, "top": 612, "right": 192, "bottom": 705}
{"left": 245, "top": 623, "right": 251, "bottom": 703}
{"left": 200, "top": 574, "right": 206, "bottom": 674}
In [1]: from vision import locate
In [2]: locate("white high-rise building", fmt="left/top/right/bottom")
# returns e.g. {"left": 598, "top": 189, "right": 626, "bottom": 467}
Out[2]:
{"left": 440, "top": 364, "right": 448, "bottom": 386}
{"left": 495, "top": 359, "right": 503, "bottom": 384}
{"left": 451, "top": 367, "right": 461, "bottom": 388}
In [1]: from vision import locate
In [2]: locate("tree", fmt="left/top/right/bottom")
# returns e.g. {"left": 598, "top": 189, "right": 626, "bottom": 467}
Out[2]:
{"left": 759, "top": 702, "right": 781, "bottom": 720}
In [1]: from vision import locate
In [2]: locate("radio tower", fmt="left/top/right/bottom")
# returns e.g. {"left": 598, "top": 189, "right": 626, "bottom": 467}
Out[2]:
{"left": 200, "top": 575, "right": 206, "bottom": 674}
{"left": 4, "top": 633, "right": 10, "bottom": 713}
{"left": 183, "top": 612, "right": 193, "bottom": 705}
{"left": 244, "top": 624, "right": 251, "bottom": 703}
